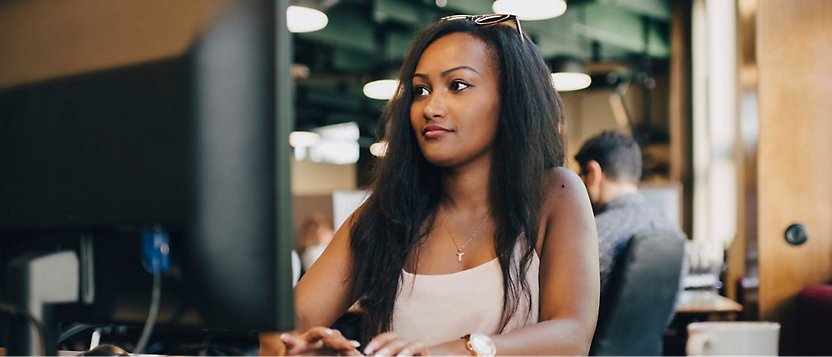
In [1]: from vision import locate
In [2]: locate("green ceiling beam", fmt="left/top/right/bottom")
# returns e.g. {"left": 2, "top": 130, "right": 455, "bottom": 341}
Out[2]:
{"left": 442, "top": 0, "right": 493, "bottom": 15}
{"left": 373, "top": 0, "right": 442, "bottom": 25}
{"left": 646, "top": 21, "right": 670, "bottom": 57}
{"left": 523, "top": 9, "right": 589, "bottom": 60}
{"left": 304, "top": 86, "right": 365, "bottom": 111}
{"left": 596, "top": 0, "right": 670, "bottom": 21}
{"left": 534, "top": 35, "right": 591, "bottom": 60}
{"left": 384, "top": 28, "right": 418, "bottom": 62}
{"left": 581, "top": 3, "right": 643, "bottom": 52}
{"left": 579, "top": 2, "right": 669, "bottom": 58}
{"left": 302, "top": 0, "right": 669, "bottom": 74}
{"left": 332, "top": 47, "right": 376, "bottom": 72}
{"left": 443, "top": 1, "right": 670, "bottom": 60}
{"left": 298, "top": 8, "right": 377, "bottom": 54}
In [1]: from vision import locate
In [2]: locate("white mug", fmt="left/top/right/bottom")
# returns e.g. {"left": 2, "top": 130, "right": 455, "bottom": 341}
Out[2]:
{"left": 686, "top": 321, "right": 780, "bottom": 356}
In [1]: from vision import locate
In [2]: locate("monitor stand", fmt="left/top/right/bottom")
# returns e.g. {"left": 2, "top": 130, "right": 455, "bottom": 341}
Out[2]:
{"left": 8, "top": 250, "right": 79, "bottom": 355}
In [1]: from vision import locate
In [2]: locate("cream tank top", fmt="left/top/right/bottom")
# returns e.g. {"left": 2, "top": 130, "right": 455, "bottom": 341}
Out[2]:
{"left": 390, "top": 244, "right": 540, "bottom": 346}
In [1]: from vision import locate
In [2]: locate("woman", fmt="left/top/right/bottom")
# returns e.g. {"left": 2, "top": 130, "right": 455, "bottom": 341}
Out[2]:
{"left": 297, "top": 213, "right": 335, "bottom": 271}
{"left": 261, "top": 14, "right": 599, "bottom": 356}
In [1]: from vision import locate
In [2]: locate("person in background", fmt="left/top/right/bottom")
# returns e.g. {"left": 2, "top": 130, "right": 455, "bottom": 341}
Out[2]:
{"left": 297, "top": 213, "right": 335, "bottom": 271}
{"left": 261, "top": 13, "right": 599, "bottom": 356}
{"left": 574, "top": 130, "right": 682, "bottom": 294}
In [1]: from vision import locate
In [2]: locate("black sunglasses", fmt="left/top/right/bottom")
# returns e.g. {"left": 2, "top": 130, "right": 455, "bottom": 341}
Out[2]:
{"left": 439, "top": 14, "right": 524, "bottom": 42}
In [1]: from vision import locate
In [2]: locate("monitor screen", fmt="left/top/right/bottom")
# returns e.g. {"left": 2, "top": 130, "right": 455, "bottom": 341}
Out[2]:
{"left": 0, "top": 0, "right": 295, "bottom": 353}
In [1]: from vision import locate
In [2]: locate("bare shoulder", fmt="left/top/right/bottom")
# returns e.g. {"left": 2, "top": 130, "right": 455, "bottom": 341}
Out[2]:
{"left": 535, "top": 167, "right": 595, "bottom": 253}
{"left": 543, "top": 167, "right": 590, "bottom": 209}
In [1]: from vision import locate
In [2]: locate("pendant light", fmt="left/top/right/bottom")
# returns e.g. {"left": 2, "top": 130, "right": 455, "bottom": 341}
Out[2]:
{"left": 550, "top": 57, "right": 592, "bottom": 91}
{"left": 287, "top": 4, "right": 328, "bottom": 33}
{"left": 363, "top": 64, "right": 401, "bottom": 100}
{"left": 363, "top": 79, "right": 399, "bottom": 100}
{"left": 492, "top": 0, "right": 567, "bottom": 21}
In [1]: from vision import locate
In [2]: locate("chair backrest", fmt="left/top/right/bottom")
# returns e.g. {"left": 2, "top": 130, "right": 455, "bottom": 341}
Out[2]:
{"left": 590, "top": 229, "right": 686, "bottom": 356}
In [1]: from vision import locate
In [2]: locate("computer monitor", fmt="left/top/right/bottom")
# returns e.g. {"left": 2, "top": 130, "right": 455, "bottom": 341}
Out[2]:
{"left": 0, "top": 0, "right": 295, "bottom": 354}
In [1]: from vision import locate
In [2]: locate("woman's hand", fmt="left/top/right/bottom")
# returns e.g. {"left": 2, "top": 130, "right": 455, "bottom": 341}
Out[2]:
{"left": 260, "top": 327, "right": 362, "bottom": 356}
{"left": 284, "top": 327, "right": 362, "bottom": 356}
{"left": 364, "top": 332, "right": 429, "bottom": 356}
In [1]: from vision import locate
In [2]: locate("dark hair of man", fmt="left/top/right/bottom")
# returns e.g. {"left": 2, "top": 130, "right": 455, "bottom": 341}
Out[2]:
{"left": 347, "top": 19, "right": 566, "bottom": 342}
{"left": 574, "top": 130, "right": 642, "bottom": 183}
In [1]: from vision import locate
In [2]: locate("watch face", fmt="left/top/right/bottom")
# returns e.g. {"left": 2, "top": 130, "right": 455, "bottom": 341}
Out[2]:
{"left": 470, "top": 334, "right": 496, "bottom": 356}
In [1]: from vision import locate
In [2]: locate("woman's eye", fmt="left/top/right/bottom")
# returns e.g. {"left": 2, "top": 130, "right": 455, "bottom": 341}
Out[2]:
{"left": 413, "top": 86, "right": 430, "bottom": 97}
{"left": 450, "top": 81, "right": 470, "bottom": 91}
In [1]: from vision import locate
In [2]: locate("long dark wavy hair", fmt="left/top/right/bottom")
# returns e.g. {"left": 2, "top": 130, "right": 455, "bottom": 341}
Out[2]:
{"left": 348, "top": 18, "right": 566, "bottom": 342}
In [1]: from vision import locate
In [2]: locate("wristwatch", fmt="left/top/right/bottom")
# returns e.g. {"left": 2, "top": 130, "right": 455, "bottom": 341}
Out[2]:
{"left": 462, "top": 333, "right": 496, "bottom": 357}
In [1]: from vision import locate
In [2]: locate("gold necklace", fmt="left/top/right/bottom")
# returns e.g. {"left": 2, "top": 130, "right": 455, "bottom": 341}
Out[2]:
{"left": 439, "top": 206, "right": 491, "bottom": 262}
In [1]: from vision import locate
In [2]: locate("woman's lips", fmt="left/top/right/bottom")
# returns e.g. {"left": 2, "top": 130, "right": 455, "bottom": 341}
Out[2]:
{"left": 423, "top": 124, "right": 452, "bottom": 138}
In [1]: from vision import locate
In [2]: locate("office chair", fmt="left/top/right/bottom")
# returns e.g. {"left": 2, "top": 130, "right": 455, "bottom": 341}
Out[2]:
{"left": 798, "top": 283, "right": 832, "bottom": 355}
{"left": 589, "top": 229, "right": 686, "bottom": 356}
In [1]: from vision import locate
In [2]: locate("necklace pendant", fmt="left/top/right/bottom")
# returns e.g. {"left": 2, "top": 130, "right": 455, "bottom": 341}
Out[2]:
{"left": 456, "top": 250, "right": 464, "bottom": 262}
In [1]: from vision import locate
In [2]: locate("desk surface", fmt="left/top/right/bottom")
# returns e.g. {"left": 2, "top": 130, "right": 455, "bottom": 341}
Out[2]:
{"left": 676, "top": 290, "right": 743, "bottom": 314}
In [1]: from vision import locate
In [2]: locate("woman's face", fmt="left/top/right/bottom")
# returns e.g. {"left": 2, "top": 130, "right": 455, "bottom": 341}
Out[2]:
{"left": 409, "top": 32, "right": 501, "bottom": 168}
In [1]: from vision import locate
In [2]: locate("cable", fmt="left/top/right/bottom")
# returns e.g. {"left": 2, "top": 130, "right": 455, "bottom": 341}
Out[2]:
{"left": 133, "top": 272, "right": 162, "bottom": 354}
{"left": 0, "top": 302, "right": 47, "bottom": 356}
{"left": 134, "top": 225, "right": 170, "bottom": 354}
{"left": 58, "top": 323, "right": 98, "bottom": 344}
{"left": 198, "top": 332, "right": 217, "bottom": 356}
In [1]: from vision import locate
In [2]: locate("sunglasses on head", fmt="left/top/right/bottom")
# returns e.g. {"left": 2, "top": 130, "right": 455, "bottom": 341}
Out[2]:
{"left": 439, "top": 14, "right": 524, "bottom": 42}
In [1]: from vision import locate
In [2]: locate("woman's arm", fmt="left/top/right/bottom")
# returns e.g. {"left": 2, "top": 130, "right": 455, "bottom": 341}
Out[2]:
{"left": 293, "top": 212, "right": 360, "bottom": 331}
{"left": 430, "top": 167, "right": 600, "bottom": 355}
{"left": 260, "top": 212, "right": 361, "bottom": 355}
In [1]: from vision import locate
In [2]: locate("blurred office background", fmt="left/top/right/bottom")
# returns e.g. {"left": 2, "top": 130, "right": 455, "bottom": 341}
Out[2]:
{"left": 1, "top": 0, "right": 830, "bottom": 355}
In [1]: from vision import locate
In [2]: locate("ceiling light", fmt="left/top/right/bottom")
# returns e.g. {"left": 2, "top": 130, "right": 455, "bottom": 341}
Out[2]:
{"left": 551, "top": 72, "right": 592, "bottom": 91}
{"left": 363, "top": 79, "right": 399, "bottom": 100}
{"left": 550, "top": 57, "right": 592, "bottom": 91}
{"left": 286, "top": 6, "right": 328, "bottom": 33}
{"left": 309, "top": 122, "right": 360, "bottom": 164}
{"left": 369, "top": 141, "right": 388, "bottom": 157}
{"left": 289, "top": 131, "right": 321, "bottom": 148}
{"left": 309, "top": 141, "right": 359, "bottom": 164}
{"left": 492, "top": 0, "right": 567, "bottom": 21}
{"left": 294, "top": 123, "right": 361, "bottom": 164}
{"left": 315, "top": 122, "right": 360, "bottom": 142}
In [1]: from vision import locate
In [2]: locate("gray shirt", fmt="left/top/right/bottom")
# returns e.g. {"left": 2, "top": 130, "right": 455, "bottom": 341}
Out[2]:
{"left": 595, "top": 192, "right": 680, "bottom": 294}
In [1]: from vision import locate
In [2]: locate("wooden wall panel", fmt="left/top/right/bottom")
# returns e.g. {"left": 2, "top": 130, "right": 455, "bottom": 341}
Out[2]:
{"left": 0, "top": 0, "right": 226, "bottom": 89}
{"left": 669, "top": 0, "right": 693, "bottom": 236}
{"left": 756, "top": 0, "right": 832, "bottom": 353}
